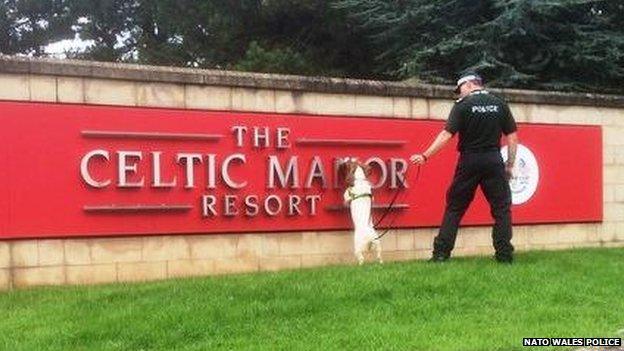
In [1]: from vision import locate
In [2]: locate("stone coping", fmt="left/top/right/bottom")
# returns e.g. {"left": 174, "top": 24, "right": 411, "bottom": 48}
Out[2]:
{"left": 1, "top": 55, "right": 624, "bottom": 108}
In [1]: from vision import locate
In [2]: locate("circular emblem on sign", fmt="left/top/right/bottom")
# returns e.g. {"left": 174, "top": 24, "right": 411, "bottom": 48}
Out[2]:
{"left": 500, "top": 144, "right": 539, "bottom": 205}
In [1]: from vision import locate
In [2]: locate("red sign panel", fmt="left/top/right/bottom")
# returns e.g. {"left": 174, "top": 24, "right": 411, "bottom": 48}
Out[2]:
{"left": 0, "top": 101, "right": 601, "bottom": 239}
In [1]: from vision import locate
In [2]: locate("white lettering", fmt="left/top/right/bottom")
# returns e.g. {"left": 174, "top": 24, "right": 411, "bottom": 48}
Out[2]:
{"left": 117, "top": 151, "right": 144, "bottom": 188}
{"left": 264, "top": 195, "right": 283, "bottom": 216}
{"left": 80, "top": 149, "right": 111, "bottom": 188}
{"left": 471, "top": 105, "right": 499, "bottom": 113}
{"left": 306, "top": 195, "right": 321, "bottom": 215}
{"left": 365, "top": 157, "right": 387, "bottom": 189}
{"left": 267, "top": 156, "right": 299, "bottom": 188}
{"left": 390, "top": 158, "right": 409, "bottom": 189}
{"left": 232, "top": 126, "right": 247, "bottom": 147}
{"left": 276, "top": 128, "right": 291, "bottom": 149}
{"left": 253, "top": 127, "right": 270, "bottom": 148}
{"left": 206, "top": 154, "right": 217, "bottom": 189}
{"left": 288, "top": 195, "right": 302, "bottom": 216}
{"left": 151, "top": 151, "right": 176, "bottom": 188}
{"left": 244, "top": 195, "right": 259, "bottom": 217}
{"left": 177, "top": 153, "right": 202, "bottom": 188}
{"left": 224, "top": 195, "right": 238, "bottom": 216}
{"left": 221, "top": 153, "right": 247, "bottom": 189}
{"left": 305, "top": 156, "right": 327, "bottom": 188}
{"left": 202, "top": 195, "right": 217, "bottom": 217}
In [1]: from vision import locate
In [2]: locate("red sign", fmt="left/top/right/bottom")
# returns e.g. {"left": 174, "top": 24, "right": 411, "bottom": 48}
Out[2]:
{"left": 0, "top": 101, "right": 602, "bottom": 239}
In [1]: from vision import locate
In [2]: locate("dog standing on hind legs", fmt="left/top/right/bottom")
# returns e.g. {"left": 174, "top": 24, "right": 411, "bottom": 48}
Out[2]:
{"left": 340, "top": 158, "right": 383, "bottom": 265}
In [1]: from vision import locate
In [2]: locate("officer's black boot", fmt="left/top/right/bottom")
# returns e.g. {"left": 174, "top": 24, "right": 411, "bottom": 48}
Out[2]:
{"left": 429, "top": 254, "right": 449, "bottom": 263}
{"left": 495, "top": 253, "right": 513, "bottom": 264}
{"left": 430, "top": 237, "right": 452, "bottom": 262}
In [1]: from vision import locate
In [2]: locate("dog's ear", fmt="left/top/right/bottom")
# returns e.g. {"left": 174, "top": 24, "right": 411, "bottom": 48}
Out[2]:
{"left": 338, "top": 160, "right": 353, "bottom": 187}
{"left": 345, "top": 161, "right": 360, "bottom": 187}
{"left": 361, "top": 162, "right": 373, "bottom": 177}
{"left": 346, "top": 162, "right": 356, "bottom": 186}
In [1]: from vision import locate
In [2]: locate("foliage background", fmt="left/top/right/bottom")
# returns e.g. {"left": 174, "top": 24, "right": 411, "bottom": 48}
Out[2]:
{"left": 1, "top": 0, "right": 622, "bottom": 93}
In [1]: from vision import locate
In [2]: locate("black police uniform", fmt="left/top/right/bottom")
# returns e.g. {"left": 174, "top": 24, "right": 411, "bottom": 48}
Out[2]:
{"left": 433, "top": 89, "right": 517, "bottom": 262}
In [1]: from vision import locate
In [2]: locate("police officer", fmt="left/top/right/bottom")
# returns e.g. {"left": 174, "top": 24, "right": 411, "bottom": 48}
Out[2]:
{"left": 410, "top": 72, "right": 518, "bottom": 263}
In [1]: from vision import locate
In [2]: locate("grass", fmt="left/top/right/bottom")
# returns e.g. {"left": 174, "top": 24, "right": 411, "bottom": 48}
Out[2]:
{"left": 0, "top": 247, "right": 623, "bottom": 351}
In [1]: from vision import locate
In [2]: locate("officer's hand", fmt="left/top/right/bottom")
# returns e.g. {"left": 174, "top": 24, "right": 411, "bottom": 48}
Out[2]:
{"left": 410, "top": 154, "right": 426, "bottom": 165}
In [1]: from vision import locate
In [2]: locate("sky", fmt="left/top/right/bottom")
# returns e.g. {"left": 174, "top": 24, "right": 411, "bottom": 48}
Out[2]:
{"left": 44, "top": 34, "right": 94, "bottom": 58}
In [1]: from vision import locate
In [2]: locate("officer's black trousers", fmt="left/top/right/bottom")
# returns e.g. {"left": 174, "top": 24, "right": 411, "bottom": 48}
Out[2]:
{"left": 433, "top": 150, "right": 514, "bottom": 261}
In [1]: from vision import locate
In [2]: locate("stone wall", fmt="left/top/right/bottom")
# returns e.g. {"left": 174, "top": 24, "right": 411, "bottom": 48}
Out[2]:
{"left": 0, "top": 56, "right": 623, "bottom": 289}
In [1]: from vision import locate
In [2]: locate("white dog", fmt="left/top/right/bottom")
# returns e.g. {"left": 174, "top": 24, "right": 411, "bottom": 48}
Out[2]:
{"left": 341, "top": 158, "right": 382, "bottom": 265}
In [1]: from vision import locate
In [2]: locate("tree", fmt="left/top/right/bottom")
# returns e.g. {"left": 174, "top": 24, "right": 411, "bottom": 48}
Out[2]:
{"left": 0, "top": 0, "right": 74, "bottom": 56}
{"left": 62, "top": 0, "right": 377, "bottom": 78}
{"left": 2, "top": 0, "right": 622, "bottom": 93}
{"left": 334, "top": 0, "right": 624, "bottom": 93}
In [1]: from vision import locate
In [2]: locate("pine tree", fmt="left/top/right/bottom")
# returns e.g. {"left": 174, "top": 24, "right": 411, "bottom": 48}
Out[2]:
{"left": 334, "top": 0, "right": 624, "bottom": 93}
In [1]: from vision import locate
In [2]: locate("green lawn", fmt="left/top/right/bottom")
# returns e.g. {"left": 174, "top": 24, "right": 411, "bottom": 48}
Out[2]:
{"left": 1, "top": 248, "right": 623, "bottom": 351}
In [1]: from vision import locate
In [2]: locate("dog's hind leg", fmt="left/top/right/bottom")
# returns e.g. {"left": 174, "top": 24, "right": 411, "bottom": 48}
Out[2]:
{"left": 355, "top": 250, "right": 365, "bottom": 265}
{"left": 354, "top": 237, "right": 366, "bottom": 265}
{"left": 373, "top": 239, "right": 383, "bottom": 264}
